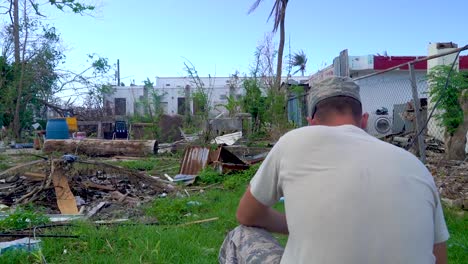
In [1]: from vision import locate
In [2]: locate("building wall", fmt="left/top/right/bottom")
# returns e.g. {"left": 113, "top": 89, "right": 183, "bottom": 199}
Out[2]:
{"left": 105, "top": 76, "right": 308, "bottom": 117}
{"left": 155, "top": 76, "right": 243, "bottom": 116}
{"left": 106, "top": 86, "right": 144, "bottom": 116}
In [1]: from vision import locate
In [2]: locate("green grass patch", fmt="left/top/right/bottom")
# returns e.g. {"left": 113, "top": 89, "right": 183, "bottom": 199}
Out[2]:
{"left": 0, "top": 154, "right": 11, "bottom": 170}
{"left": 444, "top": 207, "right": 468, "bottom": 263}
{"left": 113, "top": 158, "right": 158, "bottom": 171}
{"left": 197, "top": 167, "right": 223, "bottom": 184}
{"left": 223, "top": 164, "right": 260, "bottom": 190}
{"left": 0, "top": 205, "right": 50, "bottom": 232}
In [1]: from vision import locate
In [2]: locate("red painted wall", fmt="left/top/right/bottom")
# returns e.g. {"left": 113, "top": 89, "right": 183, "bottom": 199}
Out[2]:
{"left": 459, "top": 56, "right": 468, "bottom": 70}
{"left": 373, "top": 55, "right": 468, "bottom": 70}
{"left": 373, "top": 56, "right": 427, "bottom": 70}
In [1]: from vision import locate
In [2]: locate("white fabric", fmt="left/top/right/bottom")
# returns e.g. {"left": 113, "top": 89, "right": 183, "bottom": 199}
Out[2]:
{"left": 250, "top": 125, "right": 449, "bottom": 264}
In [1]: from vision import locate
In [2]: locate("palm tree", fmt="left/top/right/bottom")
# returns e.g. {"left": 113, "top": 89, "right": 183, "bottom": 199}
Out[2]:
{"left": 291, "top": 50, "right": 308, "bottom": 76}
{"left": 248, "top": 0, "right": 289, "bottom": 91}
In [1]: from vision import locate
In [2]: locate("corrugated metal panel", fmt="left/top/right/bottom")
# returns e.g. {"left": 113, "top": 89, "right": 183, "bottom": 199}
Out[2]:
{"left": 179, "top": 146, "right": 248, "bottom": 176}
{"left": 179, "top": 146, "right": 211, "bottom": 175}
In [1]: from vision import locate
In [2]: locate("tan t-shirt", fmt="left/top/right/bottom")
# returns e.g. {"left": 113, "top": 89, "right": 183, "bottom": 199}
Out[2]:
{"left": 250, "top": 125, "right": 449, "bottom": 264}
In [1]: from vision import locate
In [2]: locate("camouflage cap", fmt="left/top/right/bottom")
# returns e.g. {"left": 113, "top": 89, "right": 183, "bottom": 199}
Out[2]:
{"left": 308, "top": 76, "right": 361, "bottom": 117}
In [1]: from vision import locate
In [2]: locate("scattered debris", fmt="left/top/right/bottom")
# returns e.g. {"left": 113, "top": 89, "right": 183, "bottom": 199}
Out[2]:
{"left": 211, "top": 131, "right": 242, "bottom": 146}
{"left": 179, "top": 128, "right": 200, "bottom": 142}
{"left": 428, "top": 157, "right": 467, "bottom": 209}
{"left": 176, "top": 146, "right": 249, "bottom": 185}
{"left": 87, "top": 202, "right": 108, "bottom": 218}
{"left": 0, "top": 159, "right": 46, "bottom": 179}
{"left": 0, "top": 238, "right": 41, "bottom": 255}
{"left": 177, "top": 217, "right": 219, "bottom": 227}
{"left": 163, "top": 174, "right": 174, "bottom": 182}
{"left": 173, "top": 174, "right": 197, "bottom": 185}
{"left": 0, "top": 156, "right": 173, "bottom": 218}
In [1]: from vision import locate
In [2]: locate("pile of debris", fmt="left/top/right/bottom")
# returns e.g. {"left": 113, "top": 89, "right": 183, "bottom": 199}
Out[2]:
{"left": 0, "top": 155, "right": 173, "bottom": 219}
{"left": 427, "top": 157, "right": 468, "bottom": 210}
{"left": 169, "top": 145, "right": 269, "bottom": 185}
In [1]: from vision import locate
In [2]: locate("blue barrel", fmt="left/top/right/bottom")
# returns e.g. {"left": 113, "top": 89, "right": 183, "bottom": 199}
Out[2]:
{"left": 46, "top": 118, "right": 70, "bottom": 139}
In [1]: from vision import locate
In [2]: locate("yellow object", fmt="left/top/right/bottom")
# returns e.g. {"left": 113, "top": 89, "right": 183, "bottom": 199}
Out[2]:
{"left": 66, "top": 117, "right": 78, "bottom": 132}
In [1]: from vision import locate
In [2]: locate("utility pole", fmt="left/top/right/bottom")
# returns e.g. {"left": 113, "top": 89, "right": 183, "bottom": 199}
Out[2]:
{"left": 117, "top": 59, "right": 120, "bottom": 86}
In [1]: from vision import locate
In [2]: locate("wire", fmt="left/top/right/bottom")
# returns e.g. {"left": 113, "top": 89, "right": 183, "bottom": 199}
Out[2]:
{"left": 405, "top": 49, "right": 464, "bottom": 151}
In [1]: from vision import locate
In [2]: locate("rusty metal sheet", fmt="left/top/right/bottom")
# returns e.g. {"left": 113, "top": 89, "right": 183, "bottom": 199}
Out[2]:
{"left": 179, "top": 146, "right": 249, "bottom": 176}
{"left": 179, "top": 146, "right": 211, "bottom": 175}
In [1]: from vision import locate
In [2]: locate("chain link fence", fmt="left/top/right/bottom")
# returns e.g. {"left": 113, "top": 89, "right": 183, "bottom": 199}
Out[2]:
{"left": 354, "top": 70, "right": 432, "bottom": 160}
{"left": 354, "top": 50, "right": 468, "bottom": 169}
{"left": 288, "top": 47, "right": 468, "bottom": 167}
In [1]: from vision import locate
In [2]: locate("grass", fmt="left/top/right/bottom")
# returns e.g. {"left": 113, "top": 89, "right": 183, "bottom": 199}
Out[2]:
{"left": 444, "top": 207, "right": 468, "bottom": 262}
{"left": 0, "top": 162, "right": 466, "bottom": 263}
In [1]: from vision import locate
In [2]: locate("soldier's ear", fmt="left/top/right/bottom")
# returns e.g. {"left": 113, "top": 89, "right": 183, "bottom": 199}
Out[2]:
{"left": 360, "top": 112, "right": 369, "bottom": 129}
{"left": 307, "top": 117, "right": 318, "bottom": 126}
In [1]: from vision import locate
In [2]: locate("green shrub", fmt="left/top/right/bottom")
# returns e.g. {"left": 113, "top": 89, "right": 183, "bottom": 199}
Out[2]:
{"left": 0, "top": 205, "right": 50, "bottom": 231}
{"left": 223, "top": 164, "right": 261, "bottom": 190}
{"left": 198, "top": 167, "right": 223, "bottom": 184}
{"left": 427, "top": 65, "right": 468, "bottom": 135}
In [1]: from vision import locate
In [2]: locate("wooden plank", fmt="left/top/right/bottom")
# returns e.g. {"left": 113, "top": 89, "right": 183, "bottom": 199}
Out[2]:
{"left": 23, "top": 172, "right": 46, "bottom": 179}
{"left": 52, "top": 164, "right": 79, "bottom": 215}
{"left": 82, "top": 181, "right": 115, "bottom": 191}
{"left": 177, "top": 217, "right": 219, "bottom": 227}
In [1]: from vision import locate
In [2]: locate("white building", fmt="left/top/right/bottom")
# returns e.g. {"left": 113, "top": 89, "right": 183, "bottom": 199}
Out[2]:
{"left": 104, "top": 76, "right": 309, "bottom": 117}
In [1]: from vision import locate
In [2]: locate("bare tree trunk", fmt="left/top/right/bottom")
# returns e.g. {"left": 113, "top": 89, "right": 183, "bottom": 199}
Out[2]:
{"left": 275, "top": 0, "right": 287, "bottom": 92}
{"left": 12, "top": 0, "right": 23, "bottom": 139}
{"left": 12, "top": 0, "right": 29, "bottom": 140}
{"left": 13, "top": 0, "right": 20, "bottom": 63}
{"left": 445, "top": 90, "right": 468, "bottom": 160}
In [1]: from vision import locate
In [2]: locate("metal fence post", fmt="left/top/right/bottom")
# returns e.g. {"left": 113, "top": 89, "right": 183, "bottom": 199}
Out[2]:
{"left": 408, "top": 63, "right": 427, "bottom": 163}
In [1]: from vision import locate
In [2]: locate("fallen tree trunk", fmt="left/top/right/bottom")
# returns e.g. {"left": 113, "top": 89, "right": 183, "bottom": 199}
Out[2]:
{"left": 43, "top": 139, "right": 158, "bottom": 157}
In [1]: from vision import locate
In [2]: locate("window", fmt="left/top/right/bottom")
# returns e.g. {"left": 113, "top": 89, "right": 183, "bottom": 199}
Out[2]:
{"left": 166, "top": 83, "right": 171, "bottom": 86}
{"left": 177, "top": 97, "right": 186, "bottom": 115}
{"left": 114, "top": 98, "right": 126, "bottom": 115}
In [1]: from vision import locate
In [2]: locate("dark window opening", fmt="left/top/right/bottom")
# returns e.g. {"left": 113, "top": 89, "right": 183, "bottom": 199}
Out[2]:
{"left": 114, "top": 98, "right": 126, "bottom": 115}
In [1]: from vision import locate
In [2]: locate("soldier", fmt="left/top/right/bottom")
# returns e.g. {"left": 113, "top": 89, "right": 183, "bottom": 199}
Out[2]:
{"left": 219, "top": 76, "right": 449, "bottom": 264}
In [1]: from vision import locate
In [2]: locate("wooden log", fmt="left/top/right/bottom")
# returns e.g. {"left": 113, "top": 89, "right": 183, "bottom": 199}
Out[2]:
{"left": 43, "top": 139, "right": 158, "bottom": 157}
{"left": 23, "top": 172, "right": 46, "bottom": 181}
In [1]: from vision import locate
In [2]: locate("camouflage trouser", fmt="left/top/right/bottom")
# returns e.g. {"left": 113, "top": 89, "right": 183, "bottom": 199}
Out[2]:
{"left": 218, "top": 225, "right": 284, "bottom": 264}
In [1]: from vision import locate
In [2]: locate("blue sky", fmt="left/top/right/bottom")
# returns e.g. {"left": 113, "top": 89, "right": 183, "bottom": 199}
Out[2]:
{"left": 39, "top": 0, "right": 468, "bottom": 86}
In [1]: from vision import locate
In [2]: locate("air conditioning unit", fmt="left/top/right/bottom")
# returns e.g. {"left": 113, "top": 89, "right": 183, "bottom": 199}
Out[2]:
{"left": 366, "top": 114, "right": 393, "bottom": 138}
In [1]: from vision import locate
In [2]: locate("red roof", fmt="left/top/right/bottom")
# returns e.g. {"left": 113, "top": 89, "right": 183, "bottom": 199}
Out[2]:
{"left": 373, "top": 55, "right": 468, "bottom": 70}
